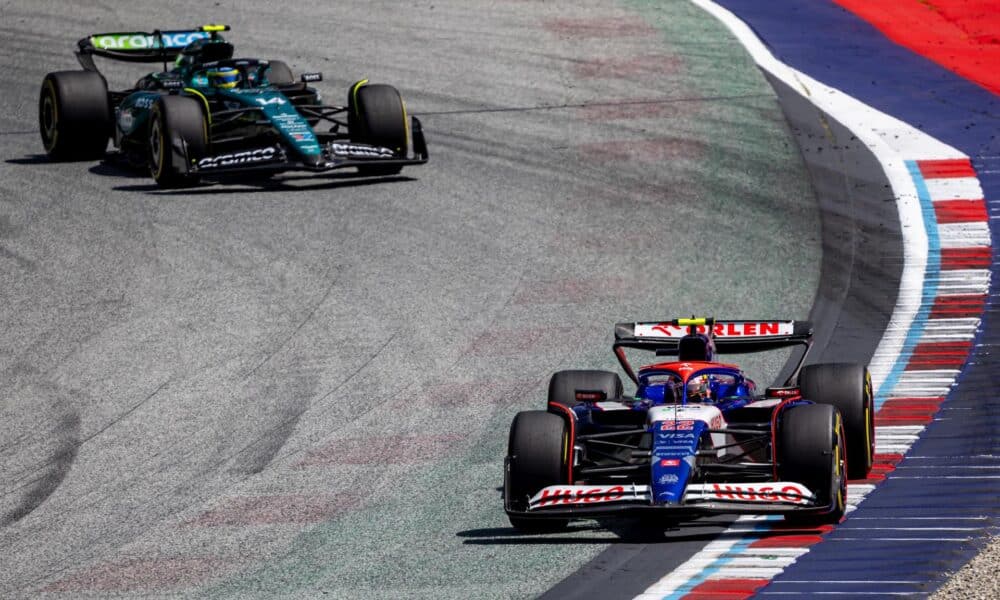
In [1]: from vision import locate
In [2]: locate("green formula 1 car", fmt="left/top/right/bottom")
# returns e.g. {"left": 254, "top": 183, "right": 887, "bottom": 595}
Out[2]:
{"left": 38, "top": 25, "right": 427, "bottom": 187}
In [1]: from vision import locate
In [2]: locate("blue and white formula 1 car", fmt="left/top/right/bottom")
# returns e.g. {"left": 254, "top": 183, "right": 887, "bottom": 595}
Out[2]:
{"left": 503, "top": 318, "right": 875, "bottom": 532}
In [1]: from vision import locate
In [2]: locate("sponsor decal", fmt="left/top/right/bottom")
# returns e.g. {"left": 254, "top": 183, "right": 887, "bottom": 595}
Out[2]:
{"left": 133, "top": 96, "right": 156, "bottom": 110}
{"left": 92, "top": 31, "right": 209, "bottom": 51}
{"left": 117, "top": 109, "right": 134, "bottom": 131}
{"left": 329, "top": 142, "right": 396, "bottom": 159}
{"left": 196, "top": 146, "right": 280, "bottom": 169}
{"left": 272, "top": 114, "right": 315, "bottom": 141}
{"left": 635, "top": 321, "right": 794, "bottom": 339}
{"left": 709, "top": 483, "right": 812, "bottom": 505}
{"left": 654, "top": 445, "right": 695, "bottom": 454}
{"left": 656, "top": 491, "right": 675, "bottom": 503}
{"left": 533, "top": 485, "right": 625, "bottom": 507}
{"left": 300, "top": 72, "right": 323, "bottom": 83}
{"left": 160, "top": 79, "right": 183, "bottom": 89}
{"left": 658, "top": 474, "right": 680, "bottom": 485}
{"left": 255, "top": 96, "right": 287, "bottom": 106}
{"left": 660, "top": 458, "right": 681, "bottom": 467}
{"left": 660, "top": 420, "right": 695, "bottom": 431}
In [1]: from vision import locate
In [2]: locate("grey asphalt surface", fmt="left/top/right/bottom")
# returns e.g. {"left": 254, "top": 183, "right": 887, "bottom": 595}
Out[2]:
{"left": 0, "top": 1, "right": 819, "bottom": 598}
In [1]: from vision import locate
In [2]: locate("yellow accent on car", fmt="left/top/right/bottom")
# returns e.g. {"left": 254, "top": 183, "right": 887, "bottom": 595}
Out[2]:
{"left": 677, "top": 318, "right": 707, "bottom": 327}
{"left": 201, "top": 24, "right": 229, "bottom": 32}
{"left": 562, "top": 431, "right": 569, "bottom": 465}
{"left": 865, "top": 370, "right": 873, "bottom": 464}
{"left": 351, "top": 79, "right": 369, "bottom": 116}
{"left": 183, "top": 88, "right": 211, "bottom": 125}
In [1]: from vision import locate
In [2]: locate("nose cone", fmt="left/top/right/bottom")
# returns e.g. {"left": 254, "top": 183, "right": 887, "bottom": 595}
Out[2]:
{"left": 301, "top": 153, "right": 322, "bottom": 167}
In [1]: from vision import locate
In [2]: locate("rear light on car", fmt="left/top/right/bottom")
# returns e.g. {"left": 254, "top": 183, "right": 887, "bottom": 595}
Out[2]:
{"left": 575, "top": 390, "right": 607, "bottom": 402}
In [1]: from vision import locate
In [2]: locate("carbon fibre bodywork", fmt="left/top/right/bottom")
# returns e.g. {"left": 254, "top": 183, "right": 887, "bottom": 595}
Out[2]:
{"left": 504, "top": 319, "right": 853, "bottom": 525}
{"left": 55, "top": 26, "right": 427, "bottom": 181}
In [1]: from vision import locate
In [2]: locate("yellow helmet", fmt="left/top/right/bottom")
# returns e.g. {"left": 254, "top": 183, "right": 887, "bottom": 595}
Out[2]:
{"left": 207, "top": 67, "right": 240, "bottom": 89}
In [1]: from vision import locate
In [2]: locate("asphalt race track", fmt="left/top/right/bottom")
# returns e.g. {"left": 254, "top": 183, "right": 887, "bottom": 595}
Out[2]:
{"left": 0, "top": 1, "right": 820, "bottom": 598}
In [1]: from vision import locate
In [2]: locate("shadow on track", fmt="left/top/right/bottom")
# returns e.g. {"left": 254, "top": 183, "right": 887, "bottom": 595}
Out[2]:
{"left": 457, "top": 519, "right": 732, "bottom": 546}
{"left": 114, "top": 174, "right": 417, "bottom": 195}
{"left": 6, "top": 155, "right": 51, "bottom": 165}
{"left": 6, "top": 154, "right": 417, "bottom": 194}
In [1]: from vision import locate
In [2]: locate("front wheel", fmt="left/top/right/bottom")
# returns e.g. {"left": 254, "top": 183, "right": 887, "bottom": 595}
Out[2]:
{"left": 348, "top": 81, "right": 408, "bottom": 176}
{"left": 149, "top": 95, "right": 207, "bottom": 188}
{"left": 505, "top": 410, "right": 570, "bottom": 532}
{"left": 776, "top": 403, "right": 847, "bottom": 525}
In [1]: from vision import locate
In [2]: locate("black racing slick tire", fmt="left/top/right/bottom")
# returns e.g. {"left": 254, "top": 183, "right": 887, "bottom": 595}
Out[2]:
{"left": 798, "top": 363, "right": 875, "bottom": 479}
{"left": 38, "top": 71, "right": 111, "bottom": 160}
{"left": 148, "top": 95, "right": 207, "bottom": 188}
{"left": 348, "top": 81, "right": 408, "bottom": 175}
{"left": 265, "top": 60, "right": 295, "bottom": 86}
{"left": 776, "top": 403, "right": 847, "bottom": 525}
{"left": 548, "top": 370, "right": 624, "bottom": 411}
{"left": 506, "top": 410, "right": 570, "bottom": 532}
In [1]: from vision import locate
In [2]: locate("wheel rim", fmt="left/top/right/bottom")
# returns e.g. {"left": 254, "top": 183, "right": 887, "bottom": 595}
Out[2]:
{"left": 149, "top": 115, "right": 164, "bottom": 178}
{"left": 40, "top": 83, "right": 57, "bottom": 150}
{"left": 865, "top": 371, "right": 875, "bottom": 469}
{"left": 834, "top": 420, "right": 847, "bottom": 516}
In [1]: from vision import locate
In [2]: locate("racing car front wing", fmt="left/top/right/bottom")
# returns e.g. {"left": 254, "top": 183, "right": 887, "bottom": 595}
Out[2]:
{"left": 506, "top": 481, "right": 831, "bottom": 520}
{"left": 175, "top": 116, "right": 428, "bottom": 177}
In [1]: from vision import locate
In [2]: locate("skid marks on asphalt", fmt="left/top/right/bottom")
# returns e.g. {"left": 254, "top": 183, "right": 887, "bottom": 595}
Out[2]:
{"left": 572, "top": 54, "right": 684, "bottom": 79}
{"left": 184, "top": 493, "right": 365, "bottom": 527}
{"left": 577, "top": 138, "right": 708, "bottom": 165}
{"left": 295, "top": 434, "right": 466, "bottom": 467}
{"left": 512, "top": 276, "right": 635, "bottom": 305}
{"left": 576, "top": 97, "right": 702, "bottom": 121}
{"left": 542, "top": 16, "right": 657, "bottom": 38}
{"left": 42, "top": 557, "right": 240, "bottom": 594}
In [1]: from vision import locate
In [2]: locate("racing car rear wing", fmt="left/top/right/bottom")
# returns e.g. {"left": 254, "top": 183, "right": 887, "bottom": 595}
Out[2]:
{"left": 613, "top": 319, "right": 814, "bottom": 383}
{"left": 75, "top": 25, "right": 229, "bottom": 71}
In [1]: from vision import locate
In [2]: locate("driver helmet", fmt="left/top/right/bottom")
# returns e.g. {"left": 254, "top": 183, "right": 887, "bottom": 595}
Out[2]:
{"left": 686, "top": 375, "right": 713, "bottom": 403}
{"left": 208, "top": 67, "right": 241, "bottom": 89}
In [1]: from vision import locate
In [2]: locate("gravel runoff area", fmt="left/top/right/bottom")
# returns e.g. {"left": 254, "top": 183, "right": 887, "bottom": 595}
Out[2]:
{"left": 0, "top": 0, "right": 821, "bottom": 598}
{"left": 933, "top": 536, "right": 1000, "bottom": 600}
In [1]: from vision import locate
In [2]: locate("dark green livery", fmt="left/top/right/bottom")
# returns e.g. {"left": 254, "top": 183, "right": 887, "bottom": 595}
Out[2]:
{"left": 39, "top": 25, "right": 427, "bottom": 187}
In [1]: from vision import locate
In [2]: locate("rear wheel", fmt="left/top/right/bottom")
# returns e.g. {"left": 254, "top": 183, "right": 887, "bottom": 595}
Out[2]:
{"left": 776, "top": 403, "right": 847, "bottom": 525}
{"left": 506, "top": 410, "right": 570, "bottom": 532}
{"left": 38, "top": 71, "right": 111, "bottom": 160}
{"left": 348, "top": 81, "right": 408, "bottom": 175}
{"left": 148, "top": 95, "right": 207, "bottom": 188}
{"left": 548, "top": 370, "right": 623, "bottom": 412}
{"left": 798, "top": 363, "right": 874, "bottom": 479}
